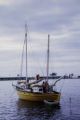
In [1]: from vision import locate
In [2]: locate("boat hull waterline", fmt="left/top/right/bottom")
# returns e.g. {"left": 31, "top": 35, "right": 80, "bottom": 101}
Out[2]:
{"left": 16, "top": 89, "right": 60, "bottom": 102}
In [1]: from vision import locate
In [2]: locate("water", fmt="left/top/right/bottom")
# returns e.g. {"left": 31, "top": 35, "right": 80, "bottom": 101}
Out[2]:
{"left": 0, "top": 79, "right": 80, "bottom": 120}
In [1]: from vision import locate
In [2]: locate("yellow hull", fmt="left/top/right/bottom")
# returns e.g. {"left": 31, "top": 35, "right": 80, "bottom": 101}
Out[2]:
{"left": 16, "top": 90, "right": 61, "bottom": 102}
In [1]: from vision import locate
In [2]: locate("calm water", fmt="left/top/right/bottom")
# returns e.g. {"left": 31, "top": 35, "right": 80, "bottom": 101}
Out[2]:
{"left": 0, "top": 79, "right": 80, "bottom": 120}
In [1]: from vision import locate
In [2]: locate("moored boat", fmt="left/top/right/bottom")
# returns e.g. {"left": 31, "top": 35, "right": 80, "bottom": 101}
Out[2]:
{"left": 13, "top": 24, "right": 63, "bottom": 103}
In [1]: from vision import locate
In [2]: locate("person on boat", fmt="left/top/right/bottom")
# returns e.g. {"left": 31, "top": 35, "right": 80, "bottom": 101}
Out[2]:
{"left": 36, "top": 74, "right": 40, "bottom": 80}
{"left": 42, "top": 81, "right": 46, "bottom": 93}
{"left": 42, "top": 81, "right": 49, "bottom": 93}
{"left": 45, "top": 81, "right": 49, "bottom": 92}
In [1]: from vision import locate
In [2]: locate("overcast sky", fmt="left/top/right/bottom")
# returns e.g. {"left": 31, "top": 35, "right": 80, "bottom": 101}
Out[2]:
{"left": 0, "top": 0, "right": 80, "bottom": 77}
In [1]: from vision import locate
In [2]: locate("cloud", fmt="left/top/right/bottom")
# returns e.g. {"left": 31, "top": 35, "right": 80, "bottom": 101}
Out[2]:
{"left": 0, "top": 0, "right": 80, "bottom": 76}
{"left": 0, "top": 0, "right": 13, "bottom": 5}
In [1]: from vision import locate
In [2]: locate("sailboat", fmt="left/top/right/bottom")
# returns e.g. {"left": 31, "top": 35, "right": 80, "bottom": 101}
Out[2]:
{"left": 13, "top": 24, "right": 63, "bottom": 103}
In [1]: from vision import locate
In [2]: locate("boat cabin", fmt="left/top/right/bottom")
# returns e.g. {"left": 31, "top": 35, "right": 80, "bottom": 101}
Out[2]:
{"left": 32, "top": 85, "right": 43, "bottom": 93}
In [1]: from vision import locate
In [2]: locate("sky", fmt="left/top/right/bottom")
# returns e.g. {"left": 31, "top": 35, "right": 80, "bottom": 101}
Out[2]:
{"left": 0, "top": 0, "right": 80, "bottom": 77}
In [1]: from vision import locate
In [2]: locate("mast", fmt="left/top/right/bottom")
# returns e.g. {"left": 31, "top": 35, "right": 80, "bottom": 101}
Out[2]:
{"left": 47, "top": 34, "right": 50, "bottom": 81}
{"left": 25, "top": 24, "right": 28, "bottom": 83}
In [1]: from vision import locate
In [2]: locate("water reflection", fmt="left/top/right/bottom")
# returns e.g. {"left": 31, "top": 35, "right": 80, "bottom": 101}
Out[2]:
{"left": 16, "top": 100, "right": 60, "bottom": 120}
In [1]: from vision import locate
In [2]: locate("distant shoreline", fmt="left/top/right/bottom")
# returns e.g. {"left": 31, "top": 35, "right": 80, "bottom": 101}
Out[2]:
{"left": 0, "top": 76, "right": 80, "bottom": 81}
{"left": 0, "top": 76, "right": 60, "bottom": 81}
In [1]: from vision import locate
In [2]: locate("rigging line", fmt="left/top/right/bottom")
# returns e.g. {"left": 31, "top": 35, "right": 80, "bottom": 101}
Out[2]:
{"left": 30, "top": 43, "right": 44, "bottom": 76}
{"left": 38, "top": 37, "right": 49, "bottom": 77}
{"left": 36, "top": 52, "right": 45, "bottom": 77}
{"left": 28, "top": 37, "right": 45, "bottom": 77}
{"left": 27, "top": 24, "right": 44, "bottom": 76}
{"left": 21, "top": 23, "right": 44, "bottom": 77}
{"left": 26, "top": 23, "right": 45, "bottom": 77}
{"left": 60, "top": 77, "right": 65, "bottom": 93}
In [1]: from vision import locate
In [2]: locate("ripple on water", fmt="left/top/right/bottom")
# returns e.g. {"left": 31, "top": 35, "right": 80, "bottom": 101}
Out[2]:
{"left": 0, "top": 80, "right": 80, "bottom": 120}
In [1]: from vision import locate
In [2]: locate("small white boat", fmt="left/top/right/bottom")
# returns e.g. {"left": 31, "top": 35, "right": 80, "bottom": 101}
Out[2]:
{"left": 44, "top": 99, "right": 59, "bottom": 105}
